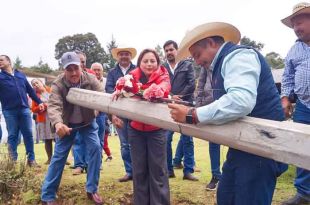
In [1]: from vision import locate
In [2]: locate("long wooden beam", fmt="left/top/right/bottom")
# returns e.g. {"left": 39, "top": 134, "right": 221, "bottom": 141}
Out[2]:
{"left": 66, "top": 88, "right": 310, "bottom": 170}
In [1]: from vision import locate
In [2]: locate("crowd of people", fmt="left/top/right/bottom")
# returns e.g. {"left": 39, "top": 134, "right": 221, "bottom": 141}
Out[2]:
{"left": 0, "top": 2, "right": 309, "bottom": 205}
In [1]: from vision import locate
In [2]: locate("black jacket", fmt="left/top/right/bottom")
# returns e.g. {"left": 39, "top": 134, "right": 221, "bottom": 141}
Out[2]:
{"left": 163, "top": 60, "right": 195, "bottom": 102}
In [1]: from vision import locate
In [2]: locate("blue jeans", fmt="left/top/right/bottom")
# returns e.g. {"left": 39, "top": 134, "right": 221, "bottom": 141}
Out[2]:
{"left": 3, "top": 108, "right": 35, "bottom": 161}
{"left": 0, "top": 123, "right": 2, "bottom": 143}
{"left": 293, "top": 101, "right": 310, "bottom": 200}
{"left": 96, "top": 113, "right": 106, "bottom": 149}
{"left": 217, "top": 148, "right": 287, "bottom": 205}
{"left": 209, "top": 142, "right": 221, "bottom": 178}
{"left": 41, "top": 120, "right": 102, "bottom": 201}
{"left": 73, "top": 132, "right": 88, "bottom": 169}
{"left": 166, "top": 131, "right": 195, "bottom": 174}
{"left": 116, "top": 118, "right": 132, "bottom": 176}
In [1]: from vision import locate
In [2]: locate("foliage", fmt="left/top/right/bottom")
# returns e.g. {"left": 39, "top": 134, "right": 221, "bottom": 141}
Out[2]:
{"left": 55, "top": 33, "right": 108, "bottom": 68}
{"left": 29, "top": 59, "right": 53, "bottom": 74}
{"left": 0, "top": 152, "right": 42, "bottom": 204}
{"left": 105, "top": 36, "right": 118, "bottom": 71}
{"left": 14, "top": 56, "right": 23, "bottom": 69}
{"left": 155, "top": 44, "right": 165, "bottom": 65}
{"left": 265, "top": 52, "right": 285, "bottom": 69}
{"left": 240, "top": 36, "right": 264, "bottom": 51}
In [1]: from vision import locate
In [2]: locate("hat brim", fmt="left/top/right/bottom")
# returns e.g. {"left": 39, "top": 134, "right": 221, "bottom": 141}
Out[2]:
{"left": 176, "top": 22, "right": 241, "bottom": 62}
{"left": 63, "top": 62, "right": 80, "bottom": 69}
{"left": 281, "top": 7, "right": 310, "bottom": 28}
{"left": 111, "top": 48, "right": 137, "bottom": 60}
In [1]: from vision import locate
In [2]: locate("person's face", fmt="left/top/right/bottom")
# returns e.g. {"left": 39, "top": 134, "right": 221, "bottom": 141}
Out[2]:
{"left": 140, "top": 52, "right": 159, "bottom": 77}
{"left": 31, "top": 79, "right": 44, "bottom": 92}
{"left": 164, "top": 44, "right": 178, "bottom": 63}
{"left": 92, "top": 65, "right": 103, "bottom": 80}
{"left": 292, "top": 14, "right": 310, "bottom": 43}
{"left": 65, "top": 64, "right": 82, "bottom": 84}
{"left": 117, "top": 51, "right": 132, "bottom": 67}
{"left": 189, "top": 39, "right": 218, "bottom": 69}
{"left": 0, "top": 56, "right": 11, "bottom": 70}
{"left": 78, "top": 53, "right": 87, "bottom": 69}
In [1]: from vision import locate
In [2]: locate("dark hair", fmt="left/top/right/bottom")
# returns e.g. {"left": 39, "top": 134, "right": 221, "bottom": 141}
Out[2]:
{"left": 191, "top": 36, "right": 225, "bottom": 48}
{"left": 137, "top": 49, "right": 160, "bottom": 67}
{"left": 163, "top": 40, "right": 178, "bottom": 50}
{"left": 0, "top": 55, "right": 11, "bottom": 64}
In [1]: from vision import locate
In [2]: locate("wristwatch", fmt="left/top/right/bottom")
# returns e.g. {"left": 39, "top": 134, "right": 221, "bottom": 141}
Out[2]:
{"left": 186, "top": 108, "right": 198, "bottom": 124}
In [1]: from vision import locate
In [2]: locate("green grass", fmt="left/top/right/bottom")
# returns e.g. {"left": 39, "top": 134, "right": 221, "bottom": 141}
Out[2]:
{"left": 0, "top": 134, "right": 295, "bottom": 204}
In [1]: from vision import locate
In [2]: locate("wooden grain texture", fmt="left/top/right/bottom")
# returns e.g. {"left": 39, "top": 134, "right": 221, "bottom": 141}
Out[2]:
{"left": 66, "top": 88, "right": 310, "bottom": 170}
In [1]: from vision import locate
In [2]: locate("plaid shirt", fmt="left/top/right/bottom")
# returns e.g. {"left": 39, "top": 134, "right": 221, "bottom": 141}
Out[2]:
{"left": 281, "top": 40, "right": 310, "bottom": 109}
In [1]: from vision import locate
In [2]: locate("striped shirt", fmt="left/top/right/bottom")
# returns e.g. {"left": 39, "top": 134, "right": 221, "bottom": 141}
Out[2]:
{"left": 281, "top": 41, "right": 310, "bottom": 109}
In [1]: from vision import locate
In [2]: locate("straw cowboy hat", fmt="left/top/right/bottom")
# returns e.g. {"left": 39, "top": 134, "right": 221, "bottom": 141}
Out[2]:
{"left": 111, "top": 47, "right": 137, "bottom": 60}
{"left": 281, "top": 2, "right": 310, "bottom": 28}
{"left": 176, "top": 22, "right": 241, "bottom": 61}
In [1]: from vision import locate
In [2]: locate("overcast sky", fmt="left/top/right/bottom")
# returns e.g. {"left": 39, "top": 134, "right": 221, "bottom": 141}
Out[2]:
{"left": 0, "top": 0, "right": 302, "bottom": 69}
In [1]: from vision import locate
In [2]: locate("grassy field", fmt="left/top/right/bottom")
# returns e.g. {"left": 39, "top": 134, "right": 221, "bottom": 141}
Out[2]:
{"left": 0, "top": 134, "right": 296, "bottom": 205}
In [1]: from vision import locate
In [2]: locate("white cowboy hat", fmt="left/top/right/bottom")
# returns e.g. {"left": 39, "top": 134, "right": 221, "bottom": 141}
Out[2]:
{"left": 111, "top": 47, "right": 137, "bottom": 60}
{"left": 281, "top": 2, "right": 310, "bottom": 28}
{"left": 176, "top": 22, "right": 241, "bottom": 61}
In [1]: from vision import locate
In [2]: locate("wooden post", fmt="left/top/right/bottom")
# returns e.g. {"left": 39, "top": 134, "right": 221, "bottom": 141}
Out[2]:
{"left": 66, "top": 88, "right": 310, "bottom": 170}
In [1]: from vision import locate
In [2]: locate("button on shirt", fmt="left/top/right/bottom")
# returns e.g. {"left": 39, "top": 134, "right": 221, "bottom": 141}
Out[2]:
{"left": 196, "top": 43, "right": 261, "bottom": 124}
{"left": 281, "top": 41, "right": 310, "bottom": 109}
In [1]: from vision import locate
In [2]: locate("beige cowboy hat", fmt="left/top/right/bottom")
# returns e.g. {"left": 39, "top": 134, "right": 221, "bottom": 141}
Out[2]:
{"left": 176, "top": 22, "right": 241, "bottom": 61}
{"left": 111, "top": 47, "right": 137, "bottom": 60}
{"left": 281, "top": 2, "right": 310, "bottom": 28}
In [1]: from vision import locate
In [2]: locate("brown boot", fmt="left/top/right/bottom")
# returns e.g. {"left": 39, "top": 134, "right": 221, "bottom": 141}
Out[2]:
{"left": 118, "top": 174, "right": 132, "bottom": 182}
{"left": 72, "top": 167, "right": 84, "bottom": 175}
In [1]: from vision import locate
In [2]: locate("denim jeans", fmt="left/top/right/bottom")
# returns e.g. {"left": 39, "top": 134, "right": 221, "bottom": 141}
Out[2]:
{"left": 0, "top": 123, "right": 2, "bottom": 143}
{"left": 3, "top": 108, "right": 35, "bottom": 161}
{"left": 166, "top": 130, "right": 195, "bottom": 174}
{"left": 293, "top": 101, "right": 310, "bottom": 200}
{"left": 217, "top": 149, "right": 284, "bottom": 205}
{"left": 209, "top": 142, "right": 222, "bottom": 179}
{"left": 115, "top": 118, "right": 132, "bottom": 176}
{"left": 73, "top": 132, "right": 88, "bottom": 169}
{"left": 96, "top": 113, "right": 106, "bottom": 149}
{"left": 41, "top": 120, "right": 102, "bottom": 201}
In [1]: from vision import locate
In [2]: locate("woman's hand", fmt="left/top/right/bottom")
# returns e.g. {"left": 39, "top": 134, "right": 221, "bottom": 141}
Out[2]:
{"left": 112, "top": 90, "right": 121, "bottom": 101}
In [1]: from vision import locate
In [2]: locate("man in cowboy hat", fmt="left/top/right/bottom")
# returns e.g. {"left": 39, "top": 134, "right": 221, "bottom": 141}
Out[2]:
{"left": 281, "top": 2, "right": 310, "bottom": 205}
{"left": 105, "top": 46, "right": 137, "bottom": 182}
{"left": 41, "top": 51, "right": 103, "bottom": 205}
{"left": 168, "top": 22, "right": 288, "bottom": 205}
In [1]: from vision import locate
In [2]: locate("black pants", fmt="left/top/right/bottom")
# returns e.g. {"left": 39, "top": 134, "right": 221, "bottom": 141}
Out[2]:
{"left": 128, "top": 126, "right": 170, "bottom": 205}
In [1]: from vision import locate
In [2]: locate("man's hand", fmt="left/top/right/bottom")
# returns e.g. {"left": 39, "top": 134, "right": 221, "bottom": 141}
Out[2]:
{"left": 55, "top": 122, "right": 72, "bottom": 138}
{"left": 112, "top": 115, "right": 124, "bottom": 128}
{"left": 281, "top": 96, "right": 293, "bottom": 118}
{"left": 168, "top": 103, "right": 190, "bottom": 123}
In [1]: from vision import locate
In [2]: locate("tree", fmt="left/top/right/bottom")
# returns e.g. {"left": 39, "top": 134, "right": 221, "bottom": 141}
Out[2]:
{"left": 14, "top": 56, "right": 23, "bottom": 69}
{"left": 105, "top": 36, "right": 118, "bottom": 71}
{"left": 155, "top": 44, "right": 165, "bottom": 65}
{"left": 265, "top": 52, "right": 285, "bottom": 69}
{"left": 55, "top": 33, "right": 108, "bottom": 68}
{"left": 240, "top": 36, "right": 264, "bottom": 51}
{"left": 29, "top": 58, "right": 53, "bottom": 74}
